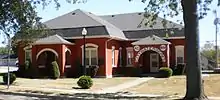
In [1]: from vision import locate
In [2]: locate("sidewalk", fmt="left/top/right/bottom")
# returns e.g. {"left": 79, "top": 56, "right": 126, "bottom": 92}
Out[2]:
{"left": 95, "top": 77, "right": 153, "bottom": 93}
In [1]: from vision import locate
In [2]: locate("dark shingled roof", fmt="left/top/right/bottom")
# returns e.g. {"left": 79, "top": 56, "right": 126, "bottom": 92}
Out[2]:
{"left": 123, "top": 28, "right": 184, "bottom": 39}
{"left": 43, "top": 9, "right": 184, "bottom": 40}
{"left": 44, "top": 9, "right": 127, "bottom": 40}
{"left": 51, "top": 26, "right": 108, "bottom": 38}
{"left": 100, "top": 12, "right": 183, "bottom": 31}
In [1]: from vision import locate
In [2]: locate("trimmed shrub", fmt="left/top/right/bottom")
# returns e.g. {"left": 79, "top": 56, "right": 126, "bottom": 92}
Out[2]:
{"left": 25, "top": 60, "right": 31, "bottom": 70}
{"left": 158, "top": 67, "right": 173, "bottom": 78}
{"left": 3, "top": 73, "right": 16, "bottom": 84}
{"left": 77, "top": 75, "right": 93, "bottom": 89}
{"left": 173, "top": 64, "right": 186, "bottom": 75}
{"left": 51, "top": 61, "right": 60, "bottom": 79}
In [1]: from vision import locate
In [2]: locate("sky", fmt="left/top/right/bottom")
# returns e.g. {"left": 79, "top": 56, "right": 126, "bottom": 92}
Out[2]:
{"left": 0, "top": 0, "right": 220, "bottom": 47}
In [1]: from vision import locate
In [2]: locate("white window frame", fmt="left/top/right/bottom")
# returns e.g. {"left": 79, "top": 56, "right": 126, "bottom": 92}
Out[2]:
{"left": 112, "top": 46, "right": 116, "bottom": 67}
{"left": 126, "top": 47, "right": 134, "bottom": 67}
{"left": 175, "top": 45, "right": 184, "bottom": 65}
{"left": 24, "top": 46, "right": 32, "bottom": 61}
{"left": 81, "top": 43, "right": 98, "bottom": 67}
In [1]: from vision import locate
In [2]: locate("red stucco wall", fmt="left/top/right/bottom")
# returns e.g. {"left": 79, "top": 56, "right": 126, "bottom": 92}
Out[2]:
{"left": 74, "top": 38, "right": 107, "bottom": 77}
{"left": 18, "top": 37, "right": 185, "bottom": 77}
{"left": 166, "top": 39, "right": 186, "bottom": 67}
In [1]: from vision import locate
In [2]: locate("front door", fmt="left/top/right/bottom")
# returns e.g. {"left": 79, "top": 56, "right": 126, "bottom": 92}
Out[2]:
{"left": 150, "top": 53, "right": 159, "bottom": 72}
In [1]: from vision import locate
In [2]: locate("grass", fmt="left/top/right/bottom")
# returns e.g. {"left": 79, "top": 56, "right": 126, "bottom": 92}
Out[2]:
{"left": 0, "top": 77, "right": 137, "bottom": 94}
{"left": 125, "top": 74, "right": 220, "bottom": 97}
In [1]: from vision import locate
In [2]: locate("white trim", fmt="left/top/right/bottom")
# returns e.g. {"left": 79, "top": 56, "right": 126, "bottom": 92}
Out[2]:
{"left": 23, "top": 45, "right": 32, "bottom": 50}
{"left": 36, "top": 48, "right": 59, "bottom": 60}
{"left": 105, "top": 38, "right": 113, "bottom": 76}
{"left": 81, "top": 43, "right": 99, "bottom": 48}
{"left": 64, "top": 35, "right": 110, "bottom": 39}
{"left": 167, "top": 44, "right": 170, "bottom": 67}
{"left": 65, "top": 48, "right": 71, "bottom": 54}
{"left": 106, "top": 75, "right": 113, "bottom": 78}
{"left": 38, "top": 65, "right": 45, "bottom": 68}
{"left": 65, "top": 65, "right": 71, "bottom": 68}
{"left": 126, "top": 47, "right": 134, "bottom": 66}
{"left": 175, "top": 45, "right": 184, "bottom": 65}
{"left": 127, "top": 36, "right": 185, "bottom": 41}
{"left": 112, "top": 46, "right": 116, "bottom": 67}
{"left": 64, "top": 35, "right": 127, "bottom": 41}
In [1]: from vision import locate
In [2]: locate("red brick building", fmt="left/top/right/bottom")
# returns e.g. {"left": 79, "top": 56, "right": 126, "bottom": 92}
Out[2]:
{"left": 18, "top": 9, "right": 185, "bottom": 78}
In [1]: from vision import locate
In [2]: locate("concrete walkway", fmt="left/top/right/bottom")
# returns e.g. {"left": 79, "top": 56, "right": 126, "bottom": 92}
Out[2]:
{"left": 94, "top": 77, "right": 153, "bottom": 93}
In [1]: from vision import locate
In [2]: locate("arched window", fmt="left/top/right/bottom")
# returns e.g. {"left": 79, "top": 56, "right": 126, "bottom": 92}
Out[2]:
{"left": 81, "top": 43, "right": 98, "bottom": 66}
{"left": 23, "top": 46, "right": 32, "bottom": 61}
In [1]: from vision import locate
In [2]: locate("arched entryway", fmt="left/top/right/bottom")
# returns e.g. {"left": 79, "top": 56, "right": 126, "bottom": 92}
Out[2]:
{"left": 138, "top": 50, "right": 163, "bottom": 73}
{"left": 37, "top": 50, "right": 58, "bottom": 77}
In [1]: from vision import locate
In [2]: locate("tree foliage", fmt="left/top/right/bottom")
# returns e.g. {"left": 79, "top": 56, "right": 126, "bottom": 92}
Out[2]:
{"left": 201, "top": 42, "right": 220, "bottom": 61}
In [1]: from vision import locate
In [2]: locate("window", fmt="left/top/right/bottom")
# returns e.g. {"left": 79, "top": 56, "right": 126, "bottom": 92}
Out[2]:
{"left": 126, "top": 47, "right": 133, "bottom": 66}
{"left": 24, "top": 46, "right": 32, "bottom": 61}
{"left": 175, "top": 46, "right": 184, "bottom": 64}
{"left": 85, "top": 48, "right": 98, "bottom": 66}
{"left": 81, "top": 43, "right": 99, "bottom": 67}
{"left": 112, "top": 46, "right": 115, "bottom": 67}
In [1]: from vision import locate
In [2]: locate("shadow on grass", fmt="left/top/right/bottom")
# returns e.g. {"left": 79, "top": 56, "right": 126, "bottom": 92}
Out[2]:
{"left": 0, "top": 91, "right": 184, "bottom": 100}
{"left": 72, "top": 86, "right": 82, "bottom": 89}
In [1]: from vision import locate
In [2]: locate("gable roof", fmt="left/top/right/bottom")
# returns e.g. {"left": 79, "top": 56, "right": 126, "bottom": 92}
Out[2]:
{"left": 43, "top": 9, "right": 184, "bottom": 40}
{"left": 34, "top": 34, "right": 73, "bottom": 45}
{"left": 132, "top": 35, "right": 171, "bottom": 45}
{"left": 44, "top": 9, "right": 127, "bottom": 40}
{"left": 101, "top": 12, "right": 183, "bottom": 31}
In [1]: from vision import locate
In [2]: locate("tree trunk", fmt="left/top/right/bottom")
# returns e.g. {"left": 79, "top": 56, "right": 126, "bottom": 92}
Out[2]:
{"left": 181, "top": 0, "right": 208, "bottom": 99}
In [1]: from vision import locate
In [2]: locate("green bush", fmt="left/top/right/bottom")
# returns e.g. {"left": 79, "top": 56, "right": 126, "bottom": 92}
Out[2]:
{"left": 158, "top": 67, "right": 173, "bottom": 78}
{"left": 77, "top": 75, "right": 93, "bottom": 89}
{"left": 51, "top": 61, "right": 60, "bottom": 79}
{"left": 173, "top": 64, "right": 186, "bottom": 75}
{"left": 25, "top": 60, "right": 31, "bottom": 70}
{"left": 3, "top": 73, "right": 16, "bottom": 84}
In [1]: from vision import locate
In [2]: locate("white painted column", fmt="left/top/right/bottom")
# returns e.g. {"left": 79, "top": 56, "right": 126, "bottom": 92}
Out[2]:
{"left": 167, "top": 44, "right": 170, "bottom": 67}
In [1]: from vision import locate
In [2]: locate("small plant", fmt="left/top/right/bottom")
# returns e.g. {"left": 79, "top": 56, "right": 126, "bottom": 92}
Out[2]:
{"left": 51, "top": 61, "right": 60, "bottom": 79}
{"left": 3, "top": 73, "right": 16, "bottom": 84}
{"left": 158, "top": 67, "right": 173, "bottom": 78}
{"left": 77, "top": 75, "right": 93, "bottom": 89}
{"left": 173, "top": 64, "right": 186, "bottom": 75}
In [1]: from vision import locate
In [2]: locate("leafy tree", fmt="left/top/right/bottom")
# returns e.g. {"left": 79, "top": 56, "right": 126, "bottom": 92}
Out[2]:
{"left": 201, "top": 42, "right": 216, "bottom": 61}
{"left": 0, "top": 47, "right": 8, "bottom": 54}
{"left": 0, "top": 46, "right": 14, "bottom": 55}
{"left": 0, "top": 0, "right": 49, "bottom": 54}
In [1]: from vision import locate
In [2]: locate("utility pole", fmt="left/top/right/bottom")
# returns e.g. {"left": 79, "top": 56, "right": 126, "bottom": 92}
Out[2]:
{"left": 214, "top": 10, "right": 219, "bottom": 68}
{"left": 6, "top": 34, "right": 11, "bottom": 89}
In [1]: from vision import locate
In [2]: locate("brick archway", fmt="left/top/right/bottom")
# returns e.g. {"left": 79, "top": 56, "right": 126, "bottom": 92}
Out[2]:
{"left": 36, "top": 48, "right": 59, "bottom": 60}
